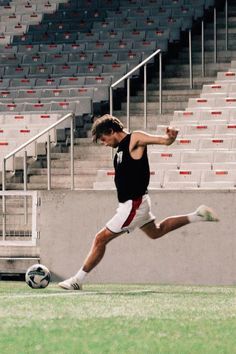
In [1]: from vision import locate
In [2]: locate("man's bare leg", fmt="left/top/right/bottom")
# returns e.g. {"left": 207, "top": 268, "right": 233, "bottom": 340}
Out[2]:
{"left": 141, "top": 205, "right": 219, "bottom": 239}
{"left": 83, "top": 227, "right": 124, "bottom": 272}
{"left": 141, "top": 215, "right": 189, "bottom": 239}
{"left": 58, "top": 227, "right": 124, "bottom": 290}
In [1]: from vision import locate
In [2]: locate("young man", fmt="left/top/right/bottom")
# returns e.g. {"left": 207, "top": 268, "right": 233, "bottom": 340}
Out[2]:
{"left": 59, "top": 114, "right": 219, "bottom": 290}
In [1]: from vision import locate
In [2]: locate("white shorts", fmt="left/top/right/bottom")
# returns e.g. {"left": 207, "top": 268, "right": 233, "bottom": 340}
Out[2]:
{"left": 106, "top": 194, "right": 155, "bottom": 234}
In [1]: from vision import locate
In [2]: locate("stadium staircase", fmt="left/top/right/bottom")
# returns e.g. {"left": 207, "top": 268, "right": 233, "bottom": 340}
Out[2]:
{"left": 1, "top": 0, "right": 236, "bottom": 277}
{"left": 2, "top": 0, "right": 230, "bottom": 190}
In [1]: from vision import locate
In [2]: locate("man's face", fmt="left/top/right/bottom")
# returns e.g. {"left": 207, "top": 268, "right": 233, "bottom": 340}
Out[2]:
{"left": 99, "top": 132, "right": 119, "bottom": 148}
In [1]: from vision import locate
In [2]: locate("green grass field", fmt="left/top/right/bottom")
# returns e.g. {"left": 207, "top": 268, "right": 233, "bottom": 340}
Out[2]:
{"left": 0, "top": 282, "right": 236, "bottom": 354}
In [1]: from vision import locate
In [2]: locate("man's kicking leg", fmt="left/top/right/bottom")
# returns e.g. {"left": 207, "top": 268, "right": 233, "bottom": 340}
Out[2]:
{"left": 58, "top": 228, "right": 124, "bottom": 290}
{"left": 141, "top": 205, "right": 219, "bottom": 239}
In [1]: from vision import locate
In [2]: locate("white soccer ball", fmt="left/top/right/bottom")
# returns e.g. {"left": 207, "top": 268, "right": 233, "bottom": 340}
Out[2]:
{"left": 25, "top": 264, "right": 51, "bottom": 289}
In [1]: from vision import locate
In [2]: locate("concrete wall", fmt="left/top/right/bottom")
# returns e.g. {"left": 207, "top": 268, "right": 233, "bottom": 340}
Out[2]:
{"left": 39, "top": 190, "right": 236, "bottom": 285}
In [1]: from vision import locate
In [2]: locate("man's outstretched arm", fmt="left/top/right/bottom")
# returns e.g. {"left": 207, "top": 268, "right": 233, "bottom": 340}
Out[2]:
{"left": 131, "top": 127, "right": 179, "bottom": 148}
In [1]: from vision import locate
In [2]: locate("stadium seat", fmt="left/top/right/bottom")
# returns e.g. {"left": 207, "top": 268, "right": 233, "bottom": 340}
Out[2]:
{"left": 35, "top": 78, "right": 60, "bottom": 88}
{"left": 149, "top": 151, "right": 181, "bottom": 170}
{"left": 39, "top": 43, "right": 64, "bottom": 54}
{"left": 188, "top": 98, "right": 216, "bottom": 109}
{"left": 184, "top": 124, "right": 215, "bottom": 138}
{"left": 199, "top": 138, "right": 232, "bottom": 151}
{"left": 149, "top": 170, "right": 164, "bottom": 189}
{"left": 179, "top": 151, "right": 213, "bottom": 170}
{"left": 163, "top": 169, "right": 201, "bottom": 189}
{"left": 214, "top": 123, "right": 236, "bottom": 137}
{"left": 29, "top": 65, "right": 53, "bottom": 77}
{"left": 212, "top": 151, "right": 236, "bottom": 170}
{"left": 52, "top": 64, "right": 78, "bottom": 77}
{"left": 200, "top": 170, "right": 236, "bottom": 189}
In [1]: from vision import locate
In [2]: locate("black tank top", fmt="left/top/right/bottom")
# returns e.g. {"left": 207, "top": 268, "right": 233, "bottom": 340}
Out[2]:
{"left": 114, "top": 133, "right": 150, "bottom": 203}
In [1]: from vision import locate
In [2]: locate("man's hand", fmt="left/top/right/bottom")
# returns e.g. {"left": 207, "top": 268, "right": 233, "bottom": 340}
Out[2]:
{"left": 166, "top": 127, "right": 179, "bottom": 145}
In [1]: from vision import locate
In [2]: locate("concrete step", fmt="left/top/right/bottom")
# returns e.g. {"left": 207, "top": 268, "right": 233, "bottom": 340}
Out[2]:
{"left": 29, "top": 166, "right": 110, "bottom": 175}
{"left": 204, "top": 28, "right": 236, "bottom": 35}
{"left": 121, "top": 101, "right": 191, "bottom": 112}
{"left": 113, "top": 113, "right": 174, "bottom": 129}
{"left": 151, "top": 76, "right": 215, "bottom": 85}
{"left": 0, "top": 243, "right": 40, "bottom": 257}
{"left": 51, "top": 159, "right": 113, "bottom": 169}
{"left": 130, "top": 95, "right": 197, "bottom": 103}
{"left": 51, "top": 145, "right": 111, "bottom": 160}
{"left": 0, "top": 257, "right": 40, "bottom": 274}
{"left": 164, "top": 63, "right": 230, "bottom": 75}
{"left": 177, "top": 51, "right": 235, "bottom": 63}
{"left": 137, "top": 89, "right": 201, "bottom": 97}
{"left": 28, "top": 174, "right": 96, "bottom": 188}
{"left": 134, "top": 93, "right": 200, "bottom": 102}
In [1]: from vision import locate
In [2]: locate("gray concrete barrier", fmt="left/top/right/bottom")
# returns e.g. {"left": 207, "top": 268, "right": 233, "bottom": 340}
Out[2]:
{"left": 39, "top": 189, "right": 236, "bottom": 285}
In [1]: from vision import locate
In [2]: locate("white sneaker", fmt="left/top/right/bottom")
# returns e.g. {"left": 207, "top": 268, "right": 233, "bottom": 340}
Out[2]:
{"left": 58, "top": 277, "right": 82, "bottom": 290}
{"left": 196, "top": 205, "right": 219, "bottom": 222}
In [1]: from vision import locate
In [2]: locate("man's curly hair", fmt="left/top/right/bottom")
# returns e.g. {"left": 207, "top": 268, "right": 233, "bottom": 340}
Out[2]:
{"left": 92, "top": 114, "right": 124, "bottom": 142}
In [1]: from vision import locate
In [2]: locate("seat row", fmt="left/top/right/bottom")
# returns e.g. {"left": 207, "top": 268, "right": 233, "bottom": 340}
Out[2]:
{"left": 8, "top": 0, "right": 213, "bottom": 6}
{"left": 93, "top": 168, "right": 236, "bottom": 190}
{"left": 158, "top": 123, "right": 236, "bottom": 138}
{"left": 173, "top": 108, "right": 236, "bottom": 124}
{"left": 0, "top": 45, "right": 162, "bottom": 66}
{"left": 0, "top": 99, "right": 92, "bottom": 116}
{"left": 11, "top": 27, "right": 175, "bottom": 44}
{"left": 0, "top": 38, "right": 166, "bottom": 54}
{"left": 149, "top": 137, "right": 236, "bottom": 151}
{"left": 188, "top": 96, "right": 236, "bottom": 109}
{"left": 0, "top": 86, "right": 109, "bottom": 105}
{"left": 148, "top": 150, "right": 236, "bottom": 171}
{"left": 0, "top": 75, "right": 112, "bottom": 89}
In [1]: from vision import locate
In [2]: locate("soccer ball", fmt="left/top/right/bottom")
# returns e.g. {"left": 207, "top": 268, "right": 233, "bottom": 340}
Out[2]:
{"left": 25, "top": 264, "right": 51, "bottom": 289}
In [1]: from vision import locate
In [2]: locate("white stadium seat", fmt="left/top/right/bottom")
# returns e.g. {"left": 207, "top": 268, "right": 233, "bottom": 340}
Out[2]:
{"left": 179, "top": 151, "right": 213, "bottom": 170}
{"left": 212, "top": 151, "right": 236, "bottom": 170}
{"left": 200, "top": 170, "right": 236, "bottom": 189}
{"left": 163, "top": 169, "right": 201, "bottom": 189}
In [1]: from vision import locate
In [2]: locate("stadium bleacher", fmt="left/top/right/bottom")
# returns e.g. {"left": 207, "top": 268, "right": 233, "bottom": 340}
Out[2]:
{"left": 0, "top": 0, "right": 235, "bottom": 192}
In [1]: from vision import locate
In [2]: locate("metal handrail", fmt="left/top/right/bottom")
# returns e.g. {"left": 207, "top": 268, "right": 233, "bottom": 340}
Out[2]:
{"left": 2, "top": 112, "right": 75, "bottom": 192}
{"left": 109, "top": 48, "right": 162, "bottom": 130}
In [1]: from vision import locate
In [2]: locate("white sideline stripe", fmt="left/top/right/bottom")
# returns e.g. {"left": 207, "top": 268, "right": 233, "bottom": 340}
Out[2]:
{"left": 0, "top": 289, "right": 153, "bottom": 299}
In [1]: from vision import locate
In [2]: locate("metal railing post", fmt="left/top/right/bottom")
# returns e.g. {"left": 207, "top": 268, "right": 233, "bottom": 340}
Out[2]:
{"left": 2, "top": 159, "right": 6, "bottom": 240}
{"left": 109, "top": 86, "right": 113, "bottom": 116}
{"left": 70, "top": 115, "right": 74, "bottom": 190}
{"left": 201, "top": 20, "right": 205, "bottom": 77}
{"left": 127, "top": 77, "right": 130, "bottom": 131}
{"left": 23, "top": 150, "right": 28, "bottom": 224}
{"left": 225, "top": 0, "right": 228, "bottom": 51}
{"left": 47, "top": 134, "right": 51, "bottom": 190}
{"left": 189, "top": 29, "right": 193, "bottom": 89}
{"left": 110, "top": 49, "right": 161, "bottom": 129}
{"left": 159, "top": 51, "right": 162, "bottom": 114}
{"left": 23, "top": 150, "right": 27, "bottom": 191}
{"left": 214, "top": 7, "right": 217, "bottom": 63}
{"left": 144, "top": 63, "right": 147, "bottom": 129}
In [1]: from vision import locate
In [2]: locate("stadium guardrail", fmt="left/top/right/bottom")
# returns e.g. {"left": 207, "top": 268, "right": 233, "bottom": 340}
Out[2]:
{"left": 109, "top": 48, "right": 162, "bottom": 131}
{"left": 189, "top": 1, "right": 228, "bottom": 86}
{"left": 2, "top": 112, "right": 75, "bottom": 192}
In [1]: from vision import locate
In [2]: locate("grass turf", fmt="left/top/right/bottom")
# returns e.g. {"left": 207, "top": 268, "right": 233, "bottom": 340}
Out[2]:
{"left": 0, "top": 282, "right": 236, "bottom": 354}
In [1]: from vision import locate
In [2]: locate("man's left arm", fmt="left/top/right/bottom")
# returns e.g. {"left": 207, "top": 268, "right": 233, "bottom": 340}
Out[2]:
{"left": 132, "top": 128, "right": 179, "bottom": 148}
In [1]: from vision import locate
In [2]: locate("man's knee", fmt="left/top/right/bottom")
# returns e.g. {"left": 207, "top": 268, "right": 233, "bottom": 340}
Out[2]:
{"left": 94, "top": 229, "right": 112, "bottom": 247}
{"left": 143, "top": 223, "right": 165, "bottom": 239}
{"left": 94, "top": 232, "right": 106, "bottom": 248}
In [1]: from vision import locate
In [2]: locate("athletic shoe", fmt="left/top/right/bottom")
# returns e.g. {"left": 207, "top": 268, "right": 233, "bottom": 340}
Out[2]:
{"left": 196, "top": 205, "right": 219, "bottom": 222}
{"left": 58, "top": 277, "right": 82, "bottom": 290}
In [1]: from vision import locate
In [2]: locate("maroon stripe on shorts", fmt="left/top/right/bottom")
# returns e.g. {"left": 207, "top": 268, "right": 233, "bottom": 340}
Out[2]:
{"left": 122, "top": 197, "right": 143, "bottom": 228}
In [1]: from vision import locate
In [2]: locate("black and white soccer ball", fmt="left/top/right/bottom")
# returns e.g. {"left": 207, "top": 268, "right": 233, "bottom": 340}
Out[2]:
{"left": 25, "top": 264, "right": 51, "bottom": 289}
